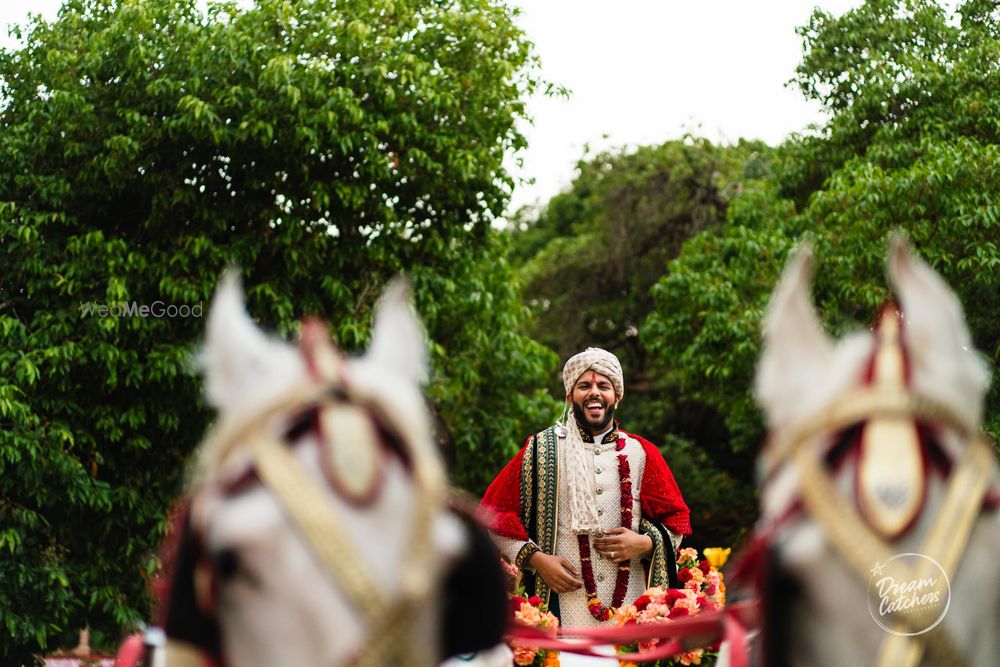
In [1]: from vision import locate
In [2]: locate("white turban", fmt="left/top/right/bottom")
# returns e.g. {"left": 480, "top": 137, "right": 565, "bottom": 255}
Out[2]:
{"left": 559, "top": 347, "right": 624, "bottom": 534}
{"left": 562, "top": 347, "right": 624, "bottom": 398}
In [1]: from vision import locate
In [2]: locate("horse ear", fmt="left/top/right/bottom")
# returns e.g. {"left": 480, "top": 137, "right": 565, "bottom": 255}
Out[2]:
{"left": 755, "top": 243, "right": 836, "bottom": 429}
{"left": 202, "top": 269, "right": 305, "bottom": 415}
{"left": 887, "top": 234, "right": 989, "bottom": 427}
{"left": 364, "top": 278, "right": 427, "bottom": 384}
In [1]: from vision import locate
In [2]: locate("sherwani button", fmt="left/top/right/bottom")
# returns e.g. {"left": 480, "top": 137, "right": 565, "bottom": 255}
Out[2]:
{"left": 596, "top": 488, "right": 603, "bottom": 495}
{"left": 598, "top": 574, "right": 605, "bottom": 582}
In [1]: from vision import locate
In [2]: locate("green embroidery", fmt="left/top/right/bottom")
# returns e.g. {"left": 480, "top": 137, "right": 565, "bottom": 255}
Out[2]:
{"left": 521, "top": 426, "right": 559, "bottom": 603}
{"left": 640, "top": 517, "right": 669, "bottom": 589}
{"left": 520, "top": 435, "right": 535, "bottom": 533}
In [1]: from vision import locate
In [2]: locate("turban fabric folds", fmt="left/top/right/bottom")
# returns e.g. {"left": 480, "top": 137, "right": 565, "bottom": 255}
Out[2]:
{"left": 562, "top": 347, "right": 624, "bottom": 398}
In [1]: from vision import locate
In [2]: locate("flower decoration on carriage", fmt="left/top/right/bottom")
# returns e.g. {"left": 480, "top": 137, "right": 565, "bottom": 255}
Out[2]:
{"left": 612, "top": 547, "right": 728, "bottom": 666}
{"left": 499, "top": 555, "right": 522, "bottom": 594}
{"left": 507, "top": 585, "right": 560, "bottom": 667}
{"left": 675, "top": 547, "right": 726, "bottom": 608}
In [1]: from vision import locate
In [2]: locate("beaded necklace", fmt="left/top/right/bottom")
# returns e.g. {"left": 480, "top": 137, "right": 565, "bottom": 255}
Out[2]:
{"left": 577, "top": 435, "right": 632, "bottom": 621}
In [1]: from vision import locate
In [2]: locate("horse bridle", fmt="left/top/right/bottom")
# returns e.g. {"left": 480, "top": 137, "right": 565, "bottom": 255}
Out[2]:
{"left": 760, "top": 385, "right": 997, "bottom": 667}
{"left": 153, "top": 374, "right": 449, "bottom": 667}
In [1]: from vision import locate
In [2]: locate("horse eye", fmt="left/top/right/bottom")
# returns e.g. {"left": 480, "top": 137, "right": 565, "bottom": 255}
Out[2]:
{"left": 212, "top": 548, "right": 240, "bottom": 580}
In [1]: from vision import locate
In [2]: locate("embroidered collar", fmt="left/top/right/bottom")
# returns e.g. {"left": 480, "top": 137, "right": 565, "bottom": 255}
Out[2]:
{"left": 578, "top": 421, "right": 620, "bottom": 444}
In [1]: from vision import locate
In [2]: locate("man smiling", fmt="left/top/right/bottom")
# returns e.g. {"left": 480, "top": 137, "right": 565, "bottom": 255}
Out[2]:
{"left": 479, "top": 347, "right": 690, "bottom": 626}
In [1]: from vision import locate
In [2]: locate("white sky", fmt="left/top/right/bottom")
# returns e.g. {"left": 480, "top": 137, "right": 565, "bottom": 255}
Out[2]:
{"left": 1, "top": 0, "right": 867, "bottom": 216}
{"left": 507, "top": 0, "right": 866, "bottom": 214}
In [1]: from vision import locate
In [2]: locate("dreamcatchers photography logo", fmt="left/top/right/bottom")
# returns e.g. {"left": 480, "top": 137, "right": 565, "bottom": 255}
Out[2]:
{"left": 868, "top": 553, "right": 951, "bottom": 636}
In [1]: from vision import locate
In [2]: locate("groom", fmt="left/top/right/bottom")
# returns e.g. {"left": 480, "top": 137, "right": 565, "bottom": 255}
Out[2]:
{"left": 479, "top": 347, "right": 690, "bottom": 626}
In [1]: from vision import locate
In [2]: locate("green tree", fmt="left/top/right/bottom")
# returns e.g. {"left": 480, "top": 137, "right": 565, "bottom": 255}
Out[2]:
{"left": 509, "top": 138, "right": 769, "bottom": 385}
{"left": 508, "top": 138, "right": 771, "bottom": 549}
{"left": 645, "top": 0, "right": 1000, "bottom": 550}
{"left": 0, "top": 0, "right": 552, "bottom": 660}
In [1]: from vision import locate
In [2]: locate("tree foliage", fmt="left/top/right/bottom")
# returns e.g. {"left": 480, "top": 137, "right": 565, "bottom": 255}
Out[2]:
{"left": 508, "top": 139, "right": 772, "bottom": 549}
{"left": 509, "top": 139, "right": 769, "bottom": 381}
{"left": 0, "top": 0, "right": 552, "bottom": 660}
{"left": 516, "top": 0, "right": 1000, "bottom": 551}
{"left": 646, "top": 0, "right": 1000, "bottom": 551}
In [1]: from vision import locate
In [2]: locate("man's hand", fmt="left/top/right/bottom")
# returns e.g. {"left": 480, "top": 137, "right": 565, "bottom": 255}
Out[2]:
{"left": 593, "top": 528, "right": 653, "bottom": 564}
{"left": 527, "top": 552, "right": 583, "bottom": 593}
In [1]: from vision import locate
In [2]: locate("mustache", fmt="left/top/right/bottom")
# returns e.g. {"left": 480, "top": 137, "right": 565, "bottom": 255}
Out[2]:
{"left": 572, "top": 399, "right": 615, "bottom": 429}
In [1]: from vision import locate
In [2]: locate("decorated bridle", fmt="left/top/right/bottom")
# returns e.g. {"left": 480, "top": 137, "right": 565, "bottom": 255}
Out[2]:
{"left": 120, "top": 325, "right": 449, "bottom": 667}
{"left": 751, "top": 305, "right": 999, "bottom": 667}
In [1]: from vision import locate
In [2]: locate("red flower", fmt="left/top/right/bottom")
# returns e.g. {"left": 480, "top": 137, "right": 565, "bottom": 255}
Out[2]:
{"left": 666, "top": 589, "right": 688, "bottom": 603}
{"left": 633, "top": 594, "right": 651, "bottom": 611}
{"left": 511, "top": 596, "right": 527, "bottom": 609}
{"left": 668, "top": 607, "right": 690, "bottom": 620}
{"left": 705, "top": 583, "right": 717, "bottom": 596}
{"left": 588, "top": 598, "right": 612, "bottom": 621}
{"left": 528, "top": 596, "right": 544, "bottom": 607}
{"left": 678, "top": 568, "right": 693, "bottom": 583}
{"left": 699, "top": 560, "right": 711, "bottom": 574}
{"left": 697, "top": 596, "right": 717, "bottom": 611}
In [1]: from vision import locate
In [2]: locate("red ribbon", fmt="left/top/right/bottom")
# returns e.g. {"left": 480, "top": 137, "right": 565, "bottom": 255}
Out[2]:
{"left": 507, "top": 600, "right": 757, "bottom": 667}
{"left": 113, "top": 634, "right": 144, "bottom": 667}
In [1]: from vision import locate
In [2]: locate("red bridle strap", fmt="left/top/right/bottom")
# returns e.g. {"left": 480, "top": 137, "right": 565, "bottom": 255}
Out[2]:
{"left": 113, "top": 633, "right": 223, "bottom": 667}
{"left": 505, "top": 600, "right": 756, "bottom": 667}
{"left": 112, "top": 633, "right": 144, "bottom": 667}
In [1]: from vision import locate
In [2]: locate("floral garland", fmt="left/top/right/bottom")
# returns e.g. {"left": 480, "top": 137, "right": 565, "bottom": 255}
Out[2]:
{"left": 612, "top": 547, "right": 729, "bottom": 666}
{"left": 578, "top": 436, "right": 632, "bottom": 621}
{"left": 508, "top": 587, "right": 560, "bottom": 666}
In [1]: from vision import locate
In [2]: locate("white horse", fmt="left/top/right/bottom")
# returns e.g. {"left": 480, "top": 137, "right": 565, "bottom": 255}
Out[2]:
{"left": 117, "top": 274, "right": 506, "bottom": 667}
{"left": 749, "top": 236, "right": 1000, "bottom": 666}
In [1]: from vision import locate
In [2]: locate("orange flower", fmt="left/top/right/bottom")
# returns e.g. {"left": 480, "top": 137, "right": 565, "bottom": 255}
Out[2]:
{"left": 618, "top": 661, "right": 638, "bottom": 667}
{"left": 515, "top": 602, "right": 544, "bottom": 626}
{"left": 677, "top": 547, "right": 699, "bottom": 563}
{"left": 613, "top": 603, "right": 638, "bottom": 624}
{"left": 677, "top": 648, "right": 704, "bottom": 665}
{"left": 513, "top": 646, "right": 538, "bottom": 666}
{"left": 638, "top": 638, "right": 660, "bottom": 651}
{"left": 542, "top": 650, "right": 560, "bottom": 667}
{"left": 542, "top": 611, "right": 560, "bottom": 633}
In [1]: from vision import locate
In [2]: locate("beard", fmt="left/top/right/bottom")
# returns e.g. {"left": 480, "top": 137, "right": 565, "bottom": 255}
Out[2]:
{"left": 572, "top": 397, "right": 616, "bottom": 435}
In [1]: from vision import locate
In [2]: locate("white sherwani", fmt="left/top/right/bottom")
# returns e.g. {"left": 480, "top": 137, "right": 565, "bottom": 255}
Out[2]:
{"left": 493, "top": 427, "right": 679, "bottom": 627}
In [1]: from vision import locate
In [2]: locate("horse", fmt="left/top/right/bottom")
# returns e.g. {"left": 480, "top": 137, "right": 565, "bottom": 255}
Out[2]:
{"left": 115, "top": 273, "right": 506, "bottom": 667}
{"left": 745, "top": 235, "right": 1000, "bottom": 666}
